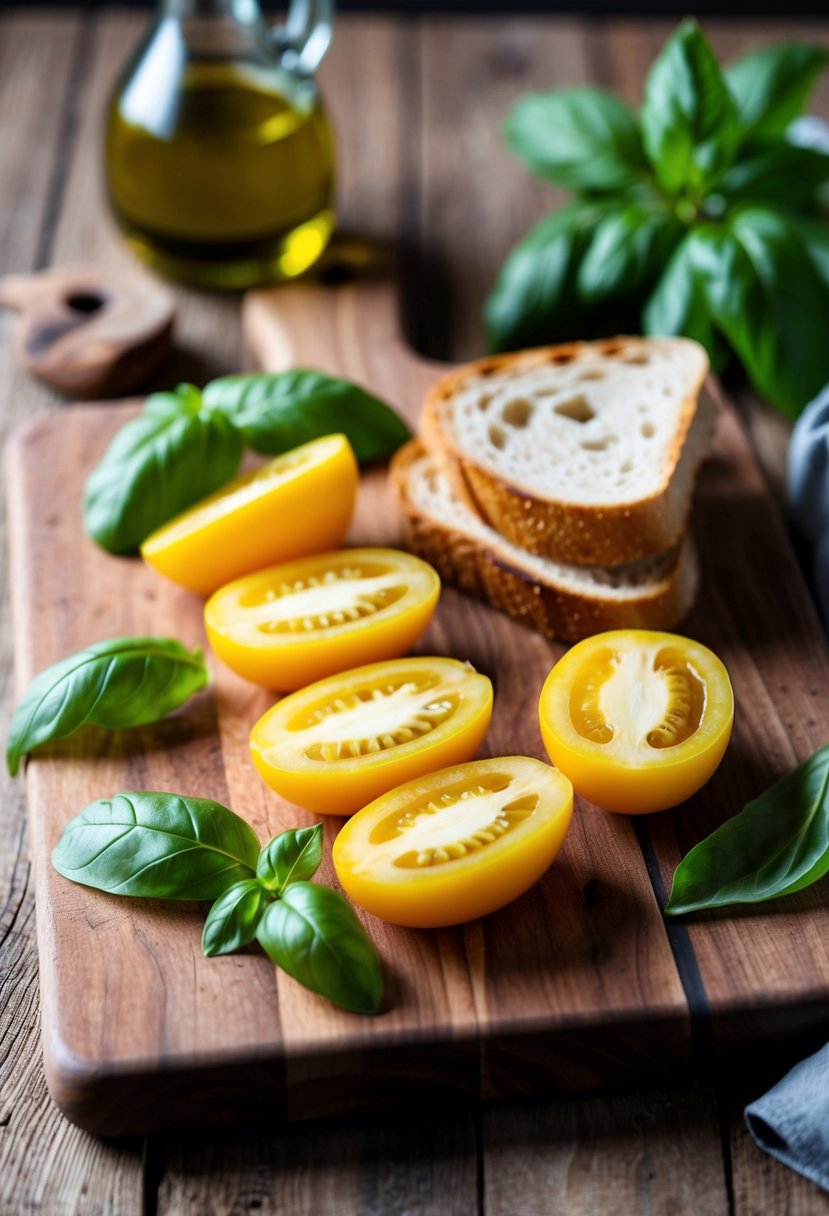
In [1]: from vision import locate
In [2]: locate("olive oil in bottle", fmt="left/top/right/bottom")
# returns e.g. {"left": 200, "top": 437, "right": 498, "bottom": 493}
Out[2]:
{"left": 105, "top": 9, "right": 336, "bottom": 289}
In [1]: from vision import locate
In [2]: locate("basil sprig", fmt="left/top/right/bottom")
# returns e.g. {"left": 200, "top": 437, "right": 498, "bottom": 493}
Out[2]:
{"left": 6, "top": 637, "right": 208, "bottom": 776}
{"left": 665, "top": 746, "right": 829, "bottom": 916}
{"left": 54, "top": 806, "right": 383, "bottom": 1014}
{"left": 85, "top": 373, "right": 410, "bottom": 555}
{"left": 488, "top": 21, "right": 829, "bottom": 417}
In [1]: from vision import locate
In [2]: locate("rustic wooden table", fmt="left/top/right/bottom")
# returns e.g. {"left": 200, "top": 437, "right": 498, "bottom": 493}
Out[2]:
{"left": 2, "top": 9, "right": 829, "bottom": 1213}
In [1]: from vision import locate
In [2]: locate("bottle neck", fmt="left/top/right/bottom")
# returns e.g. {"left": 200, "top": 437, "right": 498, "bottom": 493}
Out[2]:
{"left": 161, "top": 0, "right": 263, "bottom": 23}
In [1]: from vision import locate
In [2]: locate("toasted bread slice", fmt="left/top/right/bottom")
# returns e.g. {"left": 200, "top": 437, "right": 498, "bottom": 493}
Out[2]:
{"left": 419, "top": 337, "right": 714, "bottom": 566}
{"left": 391, "top": 441, "right": 698, "bottom": 642}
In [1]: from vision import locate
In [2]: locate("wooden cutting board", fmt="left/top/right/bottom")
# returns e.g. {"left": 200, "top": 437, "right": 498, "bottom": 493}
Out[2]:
{"left": 7, "top": 274, "right": 829, "bottom": 1136}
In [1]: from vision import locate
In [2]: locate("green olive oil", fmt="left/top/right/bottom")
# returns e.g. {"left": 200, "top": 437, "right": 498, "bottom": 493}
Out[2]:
{"left": 106, "top": 60, "right": 335, "bottom": 288}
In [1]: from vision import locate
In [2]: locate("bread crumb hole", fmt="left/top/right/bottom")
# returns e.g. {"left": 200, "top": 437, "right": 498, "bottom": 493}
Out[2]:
{"left": 478, "top": 393, "right": 493, "bottom": 412}
{"left": 580, "top": 437, "right": 611, "bottom": 452}
{"left": 622, "top": 353, "right": 649, "bottom": 365}
{"left": 578, "top": 370, "right": 605, "bottom": 382}
{"left": 549, "top": 352, "right": 574, "bottom": 364}
{"left": 554, "top": 394, "right": 595, "bottom": 424}
{"left": 641, "top": 421, "right": 655, "bottom": 438}
{"left": 502, "top": 397, "right": 533, "bottom": 428}
{"left": 620, "top": 460, "right": 633, "bottom": 473}
{"left": 488, "top": 424, "right": 507, "bottom": 450}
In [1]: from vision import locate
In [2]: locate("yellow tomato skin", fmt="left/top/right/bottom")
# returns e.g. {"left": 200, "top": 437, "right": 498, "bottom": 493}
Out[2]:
{"left": 205, "top": 549, "right": 441, "bottom": 690}
{"left": 250, "top": 657, "right": 493, "bottom": 814}
{"left": 538, "top": 629, "right": 734, "bottom": 815}
{"left": 332, "top": 756, "right": 573, "bottom": 927}
{"left": 140, "top": 434, "right": 358, "bottom": 595}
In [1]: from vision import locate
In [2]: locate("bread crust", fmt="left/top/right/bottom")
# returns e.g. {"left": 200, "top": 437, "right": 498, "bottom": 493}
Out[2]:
{"left": 390, "top": 441, "right": 698, "bottom": 643}
{"left": 419, "top": 337, "right": 714, "bottom": 566}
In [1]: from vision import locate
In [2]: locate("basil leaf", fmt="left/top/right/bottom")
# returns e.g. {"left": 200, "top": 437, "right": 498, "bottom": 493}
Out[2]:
{"left": 485, "top": 199, "right": 623, "bottom": 351}
{"left": 84, "top": 385, "right": 244, "bottom": 554}
{"left": 202, "top": 879, "right": 269, "bottom": 956}
{"left": 665, "top": 746, "right": 829, "bottom": 916}
{"left": 505, "top": 88, "right": 646, "bottom": 192}
{"left": 786, "top": 211, "right": 829, "bottom": 289}
{"left": 257, "top": 824, "right": 323, "bottom": 893}
{"left": 641, "top": 228, "right": 729, "bottom": 372}
{"left": 641, "top": 20, "right": 739, "bottom": 196}
{"left": 256, "top": 882, "right": 383, "bottom": 1014}
{"left": 576, "top": 204, "right": 684, "bottom": 305}
{"left": 203, "top": 371, "right": 410, "bottom": 463}
{"left": 6, "top": 637, "right": 208, "bottom": 776}
{"left": 52, "top": 791, "right": 260, "bottom": 900}
{"left": 718, "top": 141, "right": 829, "bottom": 206}
{"left": 698, "top": 208, "right": 829, "bottom": 416}
{"left": 725, "top": 42, "right": 829, "bottom": 141}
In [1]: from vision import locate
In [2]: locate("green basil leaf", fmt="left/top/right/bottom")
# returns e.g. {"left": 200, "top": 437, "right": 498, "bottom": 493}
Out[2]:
{"left": 256, "top": 881, "right": 383, "bottom": 1014}
{"left": 698, "top": 208, "right": 829, "bottom": 416}
{"left": 665, "top": 746, "right": 829, "bottom": 916}
{"left": 577, "top": 204, "right": 684, "bottom": 305}
{"left": 52, "top": 791, "right": 260, "bottom": 900}
{"left": 718, "top": 141, "right": 829, "bottom": 206}
{"left": 203, "top": 371, "right": 410, "bottom": 463}
{"left": 787, "top": 211, "right": 829, "bottom": 289}
{"left": 642, "top": 228, "right": 729, "bottom": 371}
{"left": 257, "top": 823, "right": 323, "bottom": 893}
{"left": 84, "top": 385, "right": 244, "bottom": 555}
{"left": 485, "top": 199, "right": 626, "bottom": 352}
{"left": 641, "top": 19, "right": 740, "bottom": 196}
{"left": 202, "top": 879, "right": 270, "bottom": 956}
{"left": 6, "top": 637, "right": 208, "bottom": 776}
{"left": 505, "top": 88, "right": 646, "bottom": 191}
{"left": 725, "top": 42, "right": 829, "bottom": 141}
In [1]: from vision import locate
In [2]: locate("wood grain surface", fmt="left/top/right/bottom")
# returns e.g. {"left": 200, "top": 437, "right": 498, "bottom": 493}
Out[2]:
{"left": 3, "top": 9, "right": 829, "bottom": 1213}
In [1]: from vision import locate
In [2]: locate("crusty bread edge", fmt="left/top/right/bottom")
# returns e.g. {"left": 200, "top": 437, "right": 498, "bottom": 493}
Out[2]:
{"left": 390, "top": 440, "right": 699, "bottom": 643}
{"left": 419, "top": 337, "right": 715, "bottom": 566}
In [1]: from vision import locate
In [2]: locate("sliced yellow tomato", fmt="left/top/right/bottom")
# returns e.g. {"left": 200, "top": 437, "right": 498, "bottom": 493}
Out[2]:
{"left": 140, "top": 434, "right": 358, "bottom": 595}
{"left": 332, "top": 756, "right": 573, "bottom": 927}
{"left": 205, "top": 548, "right": 440, "bottom": 690}
{"left": 539, "top": 629, "right": 734, "bottom": 814}
{"left": 250, "top": 656, "right": 493, "bottom": 814}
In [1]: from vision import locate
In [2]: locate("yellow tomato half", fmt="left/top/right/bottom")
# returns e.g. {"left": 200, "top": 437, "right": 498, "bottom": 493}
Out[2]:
{"left": 206, "top": 549, "right": 441, "bottom": 690}
{"left": 332, "top": 756, "right": 573, "bottom": 927}
{"left": 140, "top": 434, "right": 358, "bottom": 595}
{"left": 539, "top": 629, "right": 734, "bottom": 814}
{"left": 250, "top": 656, "right": 493, "bottom": 814}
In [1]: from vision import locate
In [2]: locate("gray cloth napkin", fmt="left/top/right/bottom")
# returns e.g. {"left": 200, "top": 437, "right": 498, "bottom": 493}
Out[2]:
{"left": 745, "top": 1043, "right": 829, "bottom": 1193}
{"left": 745, "top": 384, "right": 829, "bottom": 1191}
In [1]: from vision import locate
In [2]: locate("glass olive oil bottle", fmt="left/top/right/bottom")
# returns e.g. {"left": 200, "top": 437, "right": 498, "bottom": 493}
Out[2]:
{"left": 105, "top": 1, "right": 336, "bottom": 289}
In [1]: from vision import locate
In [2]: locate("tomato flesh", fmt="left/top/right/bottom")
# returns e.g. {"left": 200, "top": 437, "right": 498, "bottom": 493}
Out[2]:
{"left": 539, "top": 629, "right": 734, "bottom": 814}
{"left": 333, "top": 756, "right": 573, "bottom": 926}
{"left": 250, "top": 657, "right": 493, "bottom": 814}
{"left": 141, "top": 433, "right": 358, "bottom": 595}
{"left": 206, "top": 548, "right": 441, "bottom": 690}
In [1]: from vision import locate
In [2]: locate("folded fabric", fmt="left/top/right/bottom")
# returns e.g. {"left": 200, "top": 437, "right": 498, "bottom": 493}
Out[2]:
{"left": 744, "top": 1042, "right": 829, "bottom": 1193}
{"left": 788, "top": 382, "right": 829, "bottom": 628}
